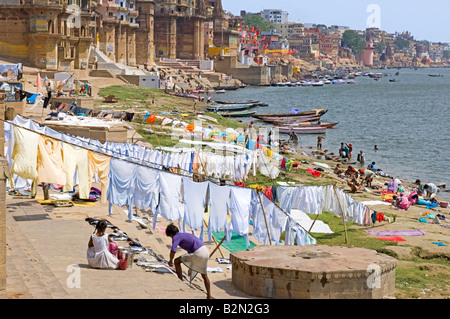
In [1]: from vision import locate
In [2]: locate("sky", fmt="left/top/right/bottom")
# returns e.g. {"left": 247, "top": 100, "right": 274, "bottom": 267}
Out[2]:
{"left": 223, "top": 0, "right": 450, "bottom": 43}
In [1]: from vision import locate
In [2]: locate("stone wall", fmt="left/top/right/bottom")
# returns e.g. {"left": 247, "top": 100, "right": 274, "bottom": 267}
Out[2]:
{"left": 0, "top": 92, "right": 6, "bottom": 291}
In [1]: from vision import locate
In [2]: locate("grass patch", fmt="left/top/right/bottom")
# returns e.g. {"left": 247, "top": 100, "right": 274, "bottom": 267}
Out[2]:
{"left": 306, "top": 211, "right": 398, "bottom": 251}
{"left": 395, "top": 262, "right": 450, "bottom": 299}
{"left": 137, "top": 128, "right": 181, "bottom": 148}
{"left": 203, "top": 112, "right": 248, "bottom": 130}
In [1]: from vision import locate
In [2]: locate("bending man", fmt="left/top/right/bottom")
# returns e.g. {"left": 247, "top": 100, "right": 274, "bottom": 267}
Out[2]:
{"left": 166, "top": 223, "right": 212, "bottom": 299}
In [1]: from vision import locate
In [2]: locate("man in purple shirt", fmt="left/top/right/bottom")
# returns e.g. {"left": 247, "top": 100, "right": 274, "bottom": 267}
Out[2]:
{"left": 166, "top": 223, "right": 212, "bottom": 299}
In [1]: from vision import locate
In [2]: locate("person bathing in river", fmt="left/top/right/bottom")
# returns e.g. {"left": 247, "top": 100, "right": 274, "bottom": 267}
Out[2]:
{"left": 357, "top": 150, "right": 365, "bottom": 166}
{"left": 317, "top": 135, "right": 324, "bottom": 150}
{"left": 345, "top": 143, "right": 353, "bottom": 160}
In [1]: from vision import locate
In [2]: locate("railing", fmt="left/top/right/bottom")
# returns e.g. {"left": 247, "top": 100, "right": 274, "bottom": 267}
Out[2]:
{"left": 22, "top": 0, "right": 64, "bottom": 5}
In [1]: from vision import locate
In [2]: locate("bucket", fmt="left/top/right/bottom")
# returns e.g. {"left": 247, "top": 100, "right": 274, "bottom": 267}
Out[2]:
{"left": 118, "top": 249, "right": 134, "bottom": 269}
{"left": 439, "top": 202, "right": 448, "bottom": 208}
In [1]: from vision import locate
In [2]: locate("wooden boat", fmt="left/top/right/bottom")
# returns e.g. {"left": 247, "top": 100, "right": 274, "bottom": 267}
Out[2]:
{"left": 215, "top": 100, "right": 260, "bottom": 105}
{"left": 258, "top": 114, "right": 322, "bottom": 124}
{"left": 275, "top": 126, "right": 328, "bottom": 134}
{"left": 217, "top": 110, "right": 256, "bottom": 117}
{"left": 168, "top": 92, "right": 199, "bottom": 99}
{"left": 207, "top": 103, "right": 255, "bottom": 112}
{"left": 273, "top": 121, "right": 339, "bottom": 128}
{"left": 252, "top": 108, "right": 327, "bottom": 119}
{"left": 215, "top": 85, "right": 239, "bottom": 90}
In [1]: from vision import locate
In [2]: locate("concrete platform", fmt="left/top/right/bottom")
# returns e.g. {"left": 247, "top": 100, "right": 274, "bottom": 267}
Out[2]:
{"left": 231, "top": 245, "right": 397, "bottom": 299}
{"left": 0, "top": 187, "right": 253, "bottom": 300}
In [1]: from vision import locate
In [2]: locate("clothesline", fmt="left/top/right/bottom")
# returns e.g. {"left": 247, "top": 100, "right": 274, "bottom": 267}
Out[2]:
{"left": 3, "top": 116, "right": 381, "bottom": 249}
{"left": 9, "top": 115, "right": 279, "bottom": 182}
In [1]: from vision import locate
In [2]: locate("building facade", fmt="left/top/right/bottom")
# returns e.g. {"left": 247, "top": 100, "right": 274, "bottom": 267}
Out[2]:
{"left": 0, "top": 0, "right": 95, "bottom": 71}
{"left": 262, "top": 9, "right": 288, "bottom": 24}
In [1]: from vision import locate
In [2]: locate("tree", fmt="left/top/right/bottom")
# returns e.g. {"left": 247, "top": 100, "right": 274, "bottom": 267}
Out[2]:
{"left": 244, "top": 15, "right": 275, "bottom": 32}
{"left": 341, "top": 30, "right": 366, "bottom": 54}
{"left": 443, "top": 50, "right": 450, "bottom": 59}
{"left": 394, "top": 38, "right": 410, "bottom": 50}
{"left": 375, "top": 42, "right": 386, "bottom": 54}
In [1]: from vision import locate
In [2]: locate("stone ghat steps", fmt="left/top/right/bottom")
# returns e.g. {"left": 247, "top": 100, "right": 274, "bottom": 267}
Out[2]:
{"left": 158, "top": 60, "right": 222, "bottom": 76}
{"left": 1, "top": 208, "right": 69, "bottom": 299}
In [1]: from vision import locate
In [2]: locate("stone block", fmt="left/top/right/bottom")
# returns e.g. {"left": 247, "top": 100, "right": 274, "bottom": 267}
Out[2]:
{"left": 231, "top": 245, "right": 397, "bottom": 299}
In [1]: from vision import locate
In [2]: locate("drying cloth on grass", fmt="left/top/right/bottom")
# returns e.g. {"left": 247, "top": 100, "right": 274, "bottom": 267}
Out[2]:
{"left": 366, "top": 230, "right": 425, "bottom": 236}
{"left": 212, "top": 231, "right": 256, "bottom": 253}
{"left": 376, "top": 236, "right": 406, "bottom": 242}
{"left": 432, "top": 242, "right": 448, "bottom": 246}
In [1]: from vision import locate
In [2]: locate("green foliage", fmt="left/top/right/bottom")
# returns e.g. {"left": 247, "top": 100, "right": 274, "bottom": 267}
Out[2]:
{"left": 341, "top": 30, "right": 366, "bottom": 54}
{"left": 443, "top": 50, "right": 450, "bottom": 59}
{"left": 375, "top": 41, "right": 386, "bottom": 54}
{"left": 395, "top": 38, "right": 410, "bottom": 50}
{"left": 244, "top": 15, "right": 275, "bottom": 32}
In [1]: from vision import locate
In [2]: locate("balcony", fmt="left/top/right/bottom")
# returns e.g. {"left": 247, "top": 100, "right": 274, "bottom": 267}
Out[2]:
{"left": 19, "top": 0, "right": 63, "bottom": 5}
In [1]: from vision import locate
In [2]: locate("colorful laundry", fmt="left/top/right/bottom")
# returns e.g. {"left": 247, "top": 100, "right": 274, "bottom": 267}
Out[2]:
{"left": 376, "top": 236, "right": 406, "bottom": 242}
{"left": 366, "top": 230, "right": 425, "bottom": 236}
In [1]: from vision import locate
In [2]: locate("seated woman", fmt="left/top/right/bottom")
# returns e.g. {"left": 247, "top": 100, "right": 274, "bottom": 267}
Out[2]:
{"left": 347, "top": 175, "right": 362, "bottom": 193}
{"left": 87, "top": 220, "right": 119, "bottom": 269}
{"left": 334, "top": 164, "right": 344, "bottom": 176}
{"left": 344, "top": 165, "right": 357, "bottom": 178}
{"left": 396, "top": 193, "right": 411, "bottom": 210}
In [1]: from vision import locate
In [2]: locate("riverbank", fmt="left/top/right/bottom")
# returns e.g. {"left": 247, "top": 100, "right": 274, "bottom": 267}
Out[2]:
{"left": 3, "top": 71, "right": 449, "bottom": 299}
{"left": 102, "top": 84, "right": 449, "bottom": 299}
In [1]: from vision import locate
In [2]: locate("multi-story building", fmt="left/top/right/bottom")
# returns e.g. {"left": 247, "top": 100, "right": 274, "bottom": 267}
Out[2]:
{"left": 319, "top": 33, "right": 341, "bottom": 59}
{"left": 262, "top": 9, "right": 288, "bottom": 24}
{"left": 153, "top": 0, "right": 207, "bottom": 60}
{"left": 0, "top": 0, "right": 95, "bottom": 71}
{"left": 97, "top": 0, "right": 141, "bottom": 65}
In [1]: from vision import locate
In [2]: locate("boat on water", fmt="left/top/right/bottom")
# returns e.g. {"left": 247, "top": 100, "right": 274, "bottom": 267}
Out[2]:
{"left": 207, "top": 103, "right": 256, "bottom": 112}
{"left": 252, "top": 108, "right": 327, "bottom": 119}
{"left": 217, "top": 110, "right": 256, "bottom": 117}
{"left": 168, "top": 92, "right": 199, "bottom": 99}
{"left": 215, "top": 100, "right": 260, "bottom": 105}
{"left": 215, "top": 89, "right": 226, "bottom": 94}
{"left": 259, "top": 114, "right": 323, "bottom": 124}
{"left": 428, "top": 74, "right": 443, "bottom": 77}
{"left": 273, "top": 121, "right": 339, "bottom": 129}
{"left": 215, "top": 85, "right": 240, "bottom": 90}
{"left": 312, "top": 81, "right": 324, "bottom": 87}
{"left": 275, "top": 126, "right": 328, "bottom": 134}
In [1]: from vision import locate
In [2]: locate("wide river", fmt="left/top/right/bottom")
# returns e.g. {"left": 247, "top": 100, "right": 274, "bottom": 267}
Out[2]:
{"left": 212, "top": 67, "right": 450, "bottom": 200}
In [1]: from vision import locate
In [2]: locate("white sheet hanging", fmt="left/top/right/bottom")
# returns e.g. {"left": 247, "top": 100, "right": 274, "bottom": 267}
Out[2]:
{"left": 182, "top": 177, "right": 209, "bottom": 241}
{"left": 207, "top": 182, "right": 230, "bottom": 242}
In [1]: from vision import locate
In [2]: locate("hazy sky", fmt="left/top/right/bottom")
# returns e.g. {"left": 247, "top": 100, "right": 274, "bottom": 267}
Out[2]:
{"left": 223, "top": 0, "right": 450, "bottom": 43}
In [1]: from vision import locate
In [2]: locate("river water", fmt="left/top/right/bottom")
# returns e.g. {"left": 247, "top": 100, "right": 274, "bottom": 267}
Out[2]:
{"left": 213, "top": 67, "right": 450, "bottom": 200}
